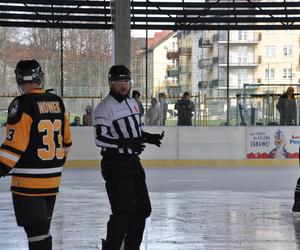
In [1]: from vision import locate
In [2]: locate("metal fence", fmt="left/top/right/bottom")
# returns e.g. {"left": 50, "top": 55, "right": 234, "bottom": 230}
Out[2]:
{"left": 1, "top": 92, "right": 300, "bottom": 127}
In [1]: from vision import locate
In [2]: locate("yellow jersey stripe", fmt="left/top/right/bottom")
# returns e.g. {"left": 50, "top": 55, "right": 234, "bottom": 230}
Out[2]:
{"left": 11, "top": 176, "right": 61, "bottom": 189}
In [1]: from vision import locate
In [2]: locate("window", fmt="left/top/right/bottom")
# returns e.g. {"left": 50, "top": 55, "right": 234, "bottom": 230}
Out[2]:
{"left": 283, "top": 68, "right": 292, "bottom": 79}
{"left": 238, "top": 69, "right": 248, "bottom": 87}
{"left": 283, "top": 46, "right": 293, "bottom": 56}
{"left": 238, "top": 46, "right": 247, "bottom": 64}
{"left": 238, "top": 31, "right": 248, "bottom": 41}
{"left": 265, "top": 69, "right": 275, "bottom": 79}
{"left": 264, "top": 46, "right": 275, "bottom": 57}
{"left": 172, "top": 41, "right": 177, "bottom": 50}
{"left": 172, "top": 59, "right": 177, "bottom": 68}
{"left": 172, "top": 77, "right": 177, "bottom": 85}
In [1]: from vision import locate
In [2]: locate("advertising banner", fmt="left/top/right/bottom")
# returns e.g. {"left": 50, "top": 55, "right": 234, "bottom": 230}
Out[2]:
{"left": 247, "top": 127, "right": 300, "bottom": 159}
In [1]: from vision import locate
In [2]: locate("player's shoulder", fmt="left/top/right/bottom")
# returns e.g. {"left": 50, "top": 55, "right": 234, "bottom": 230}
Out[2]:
{"left": 7, "top": 95, "right": 32, "bottom": 124}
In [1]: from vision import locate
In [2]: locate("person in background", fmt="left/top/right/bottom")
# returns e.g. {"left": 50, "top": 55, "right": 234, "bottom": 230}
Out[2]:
{"left": 276, "top": 87, "right": 297, "bottom": 126}
{"left": 83, "top": 105, "right": 93, "bottom": 126}
{"left": 0, "top": 59, "right": 72, "bottom": 250}
{"left": 71, "top": 116, "right": 82, "bottom": 126}
{"left": 158, "top": 92, "right": 168, "bottom": 126}
{"left": 175, "top": 92, "right": 195, "bottom": 126}
{"left": 147, "top": 97, "right": 160, "bottom": 126}
{"left": 132, "top": 90, "right": 144, "bottom": 119}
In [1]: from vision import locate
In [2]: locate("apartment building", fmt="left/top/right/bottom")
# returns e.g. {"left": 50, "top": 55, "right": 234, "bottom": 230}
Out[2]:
{"left": 178, "top": 29, "right": 300, "bottom": 97}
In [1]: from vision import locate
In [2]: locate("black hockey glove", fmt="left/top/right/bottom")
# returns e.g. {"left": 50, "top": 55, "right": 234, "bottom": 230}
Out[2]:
{"left": 122, "top": 138, "right": 146, "bottom": 154}
{"left": 142, "top": 131, "right": 164, "bottom": 147}
{"left": 0, "top": 167, "right": 8, "bottom": 178}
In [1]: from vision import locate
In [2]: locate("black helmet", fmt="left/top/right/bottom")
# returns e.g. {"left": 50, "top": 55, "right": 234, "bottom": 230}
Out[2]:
{"left": 15, "top": 59, "right": 44, "bottom": 87}
{"left": 108, "top": 65, "right": 132, "bottom": 87}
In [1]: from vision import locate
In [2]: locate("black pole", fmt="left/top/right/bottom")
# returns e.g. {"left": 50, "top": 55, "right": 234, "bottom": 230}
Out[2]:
{"left": 145, "top": 2, "right": 148, "bottom": 124}
{"left": 226, "top": 29, "right": 230, "bottom": 125}
{"left": 60, "top": 28, "right": 64, "bottom": 97}
{"left": 145, "top": 29, "right": 148, "bottom": 125}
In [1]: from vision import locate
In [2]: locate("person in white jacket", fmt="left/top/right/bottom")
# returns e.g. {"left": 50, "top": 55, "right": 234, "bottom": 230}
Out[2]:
{"left": 158, "top": 92, "right": 168, "bottom": 126}
{"left": 147, "top": 98, "right": 160, "bottom": 126}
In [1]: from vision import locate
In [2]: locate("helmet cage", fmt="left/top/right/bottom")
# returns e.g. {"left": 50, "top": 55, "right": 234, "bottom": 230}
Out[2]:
{"left": 108, "top": 74, "right": 133, "bottom": 88}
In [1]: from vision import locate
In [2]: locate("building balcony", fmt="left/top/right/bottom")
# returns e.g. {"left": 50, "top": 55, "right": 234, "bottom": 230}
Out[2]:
{"left": 218, "top": 56, "right": 261, "bottom": 67}
{"left": 198, "top": 80, "right": 209, "bottom": 89}
{"left": 167, "top": 51, "right": 179, "bottom": 60}
{"left": 218, "top": 80, "right": 245, "bottom": 89}
{"left": 211, "top": 79, "right": 219, "bottom": 87}
{"left": 198, "top": 59, "right": 213, "bottom": 68}
{"left": 218, "top": 33, "right": 262, "bottom": 44}
{"left": 164, "top": 79, "right": 178, "bottom": 87}
{"left": 213, "top": 57, "right": 219, "bottom": 64}
{"left": 179, "top": 47, "right": 192, "bottom": 56}
{"left": 199, "top": 38, "right": 213, "bottom": 48}
{"left": 166, "top": 65, "right": 179, "bottom": 77}
{"left": 212, "top": 34, "right": 219, "bottom": 42}
{"left": 180, "top": 65, "right": 192, "bottom": 75}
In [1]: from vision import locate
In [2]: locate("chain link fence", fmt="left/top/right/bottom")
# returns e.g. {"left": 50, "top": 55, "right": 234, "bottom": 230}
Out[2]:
{"left": 0, "top": 27, "right": 111, "bottom": 125}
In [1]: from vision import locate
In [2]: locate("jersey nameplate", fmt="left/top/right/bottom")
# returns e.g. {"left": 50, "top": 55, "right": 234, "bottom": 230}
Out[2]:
{"left": 37, "top": 101, "right": 61, "bottom": 114}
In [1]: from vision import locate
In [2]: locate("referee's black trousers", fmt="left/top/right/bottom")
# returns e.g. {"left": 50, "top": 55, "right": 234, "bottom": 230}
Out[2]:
{"left": 101, "top": 155, "right": 152, "bottom": 250}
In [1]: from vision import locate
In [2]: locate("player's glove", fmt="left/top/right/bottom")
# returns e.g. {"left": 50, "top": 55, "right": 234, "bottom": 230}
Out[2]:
{"left": 142, "top": 131, "right": 164, "bottom": 147}
{"left": 0, "top": 167, "right": 8, "bottom": 178}
{"left": 121, "top": 138, "right": 146, "bottom": 154}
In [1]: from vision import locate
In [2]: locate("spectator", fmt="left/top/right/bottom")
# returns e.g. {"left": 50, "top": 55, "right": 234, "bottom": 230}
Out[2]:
{"left": 175, "top": 92, "right": 195, "bottom": 126}
{"left": 83, "top": 105, "right": 93, "bottom": 126}
{"left": 132, "top": 90, "right": 144, "bottom": 118}
{"left": 147, "top": 98, "right": 160, "bottom": 126}
{"left": 276, "top": 87, "right": 297, "bottom": 125}
{"left": 71, "top": 116, "right": 82, "bottom": 126}
{"left": 158, "top": 92, "right": 168, "bottom": 126}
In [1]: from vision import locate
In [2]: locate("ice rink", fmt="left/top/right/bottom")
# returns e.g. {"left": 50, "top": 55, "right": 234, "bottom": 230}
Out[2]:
{"left": 1, "top": 166, "right": 300, "bottom": 250}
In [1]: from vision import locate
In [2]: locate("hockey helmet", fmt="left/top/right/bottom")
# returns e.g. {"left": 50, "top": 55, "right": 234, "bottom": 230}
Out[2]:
{"left": 108, "top": 65, "right": 132, "bottom": 87}
{"left": 15, "top": 59, "right": 44, "bottom": 87}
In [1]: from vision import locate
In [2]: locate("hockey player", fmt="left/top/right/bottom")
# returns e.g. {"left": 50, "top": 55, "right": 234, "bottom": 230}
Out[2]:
{"left": 94, "top": 65, "right": 164, "bottom": 250}
{"left": 293, "top": 147, "right": 300, "bottom": 212}
{"left": 0, "top": 59, "right": 72, "bottom": 250}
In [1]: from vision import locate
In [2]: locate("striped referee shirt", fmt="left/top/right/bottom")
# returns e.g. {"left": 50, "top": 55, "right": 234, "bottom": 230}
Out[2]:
{"left": 93, "top": 92, "right": 142, "bottom": 155}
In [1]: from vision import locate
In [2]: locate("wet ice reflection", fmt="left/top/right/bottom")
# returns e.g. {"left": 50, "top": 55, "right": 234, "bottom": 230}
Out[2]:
{"left": 0, "top": 167, "right": 300, "bottom": 250}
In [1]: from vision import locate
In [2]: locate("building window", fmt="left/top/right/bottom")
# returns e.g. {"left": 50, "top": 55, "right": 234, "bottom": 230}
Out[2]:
{"left": 265, "top": 68, "right": 275, "bottom": 79}
{"left": 172, "top": 59, "right": 177, "bottom": 68}
{"left": 238, "top": 46, "right": 248, "bottom": 63}
{"left": 283, "top": 46, "right": 293, "bottom": 56}
{"left": 238, "top": 31, "right": 249, "bottom": 41}
{"left": 283, "top": 68, "right": 292, "bottom": 79}
{"left": 238, "top": 69, "right": 248, "bottom": 87}
{"left": 172, "top": 42, "right": 176, "bottom": 50}
{"left": 264, "top": 46, "right": 275, "bottom": 57}
{"left": 172, "top": 77, "right": 177, "bottom": 85}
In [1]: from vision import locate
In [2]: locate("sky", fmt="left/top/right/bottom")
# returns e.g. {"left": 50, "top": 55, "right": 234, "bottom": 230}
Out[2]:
{"left": 131, "top": 29, "right": 159, "bottom": 38}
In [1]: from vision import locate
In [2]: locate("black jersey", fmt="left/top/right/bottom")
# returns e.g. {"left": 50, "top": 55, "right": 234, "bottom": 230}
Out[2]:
{"left": 0, "top": 89, "right": 72, "bottom": 196}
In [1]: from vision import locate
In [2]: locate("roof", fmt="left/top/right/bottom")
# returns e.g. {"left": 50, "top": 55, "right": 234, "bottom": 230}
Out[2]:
{"left": 148, "top": 31, "right": 175, "bottom": 49}
{"left": 0, "top": 1, "right": 300, "bottom": 30}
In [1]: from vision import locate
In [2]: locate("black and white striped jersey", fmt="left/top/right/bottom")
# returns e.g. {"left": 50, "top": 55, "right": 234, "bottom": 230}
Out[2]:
{"left": 93, "top": 93, "right": 142, "bottom": 155}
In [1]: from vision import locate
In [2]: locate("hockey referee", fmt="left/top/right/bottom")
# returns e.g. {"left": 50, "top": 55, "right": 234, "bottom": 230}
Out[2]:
{"left": 94, "top": 65, "right": 164, "bottom": 250}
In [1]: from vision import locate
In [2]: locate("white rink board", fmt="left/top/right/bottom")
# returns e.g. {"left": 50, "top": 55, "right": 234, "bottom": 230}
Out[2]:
{"left": 0, "top": 126, "right": 247, "bottom": 160}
